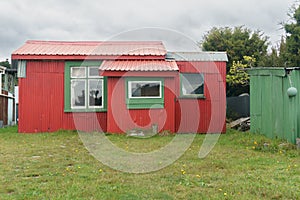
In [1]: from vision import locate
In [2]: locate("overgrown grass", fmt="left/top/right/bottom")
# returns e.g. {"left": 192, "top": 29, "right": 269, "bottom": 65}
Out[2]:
{"left": 0, "top": 126, "right": 299, "bottom": 199}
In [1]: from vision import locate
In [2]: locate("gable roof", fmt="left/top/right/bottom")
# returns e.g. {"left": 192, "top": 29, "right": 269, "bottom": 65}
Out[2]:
{"left": 167, "top": 52, "right": 228, "bottom": 62}
{"left": 12, "top": 40, "right": 167, "bottom": 59}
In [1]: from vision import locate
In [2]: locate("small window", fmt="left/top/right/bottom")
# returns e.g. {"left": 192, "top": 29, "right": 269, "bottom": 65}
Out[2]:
{"left": 88, "top": 67, "right": 100, "bottom": 78}
{"left": 17, "top": 60, "right": 27, "bottom": 78}
{"left": 71, "top": 67, "right": 86, "bottom": 78}
{"left": 126, "top": 78, "right": 164, "bottom": 109}
{"left": 181, "top": 73, "right": 204, "bottom": 97}
{"left": 129, "top": 81, "right": 161, "bottom": 98}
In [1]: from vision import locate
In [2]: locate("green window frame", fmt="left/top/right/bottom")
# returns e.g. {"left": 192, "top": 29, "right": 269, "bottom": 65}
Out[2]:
{"left": 64, "top": 61, "right": 107, "bottom": 112}
{"left": 126, "top": 77, "right": 164, "bottom": 109}
{"left": 180, "top": 73, "right": 205, "bottom": 98}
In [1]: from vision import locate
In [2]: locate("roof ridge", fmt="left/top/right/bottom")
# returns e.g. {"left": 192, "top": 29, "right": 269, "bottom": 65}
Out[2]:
{"left": 169, "top": 51, "right": 227, "bottom": 54}
{"left": 26, "top": 40, "right": 164, "bottom": 45}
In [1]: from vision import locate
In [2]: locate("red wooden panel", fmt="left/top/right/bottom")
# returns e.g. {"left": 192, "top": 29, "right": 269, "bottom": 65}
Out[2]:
{"left": 0, "top": 95, "right": 8, "bottom": 125}
{"left": 18, "top": 61, "right": 107, "bottom": 133}
{"left": 107, "top": 77, "right": 176, "bottom": 133}
{"left": 175, "top": 61, "right": 226, "bottom": 133}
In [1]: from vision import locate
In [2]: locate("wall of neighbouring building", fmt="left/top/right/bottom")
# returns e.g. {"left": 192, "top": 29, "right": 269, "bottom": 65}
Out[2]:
{"left": 249, "top": 68, "right": 300, "bottom": 144}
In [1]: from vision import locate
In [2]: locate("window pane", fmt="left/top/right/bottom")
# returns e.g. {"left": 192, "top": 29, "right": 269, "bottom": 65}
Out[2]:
{"left": 71, "top": 80, "right": 86, "bottom": 107}
{"left": 89, "top": 80, "right": 103, "bottom": 107}
{"left": 130, "top": 81, "right": 160, "bottom": 97}
{"left": 181, "top": 74, "right": 204, "bottom": 95}
{"left": 88, "top": 67, "right": 100, "bottom": 77}
{"left": 71, "top": 67, "right": 86, "bottom": 78}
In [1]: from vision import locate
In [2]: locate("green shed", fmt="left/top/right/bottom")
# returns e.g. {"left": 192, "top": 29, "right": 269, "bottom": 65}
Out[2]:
{"left": 248, "top": 68, "right": 300, "bottom": 144}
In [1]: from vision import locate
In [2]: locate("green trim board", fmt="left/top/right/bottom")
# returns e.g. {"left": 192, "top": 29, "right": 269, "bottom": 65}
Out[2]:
{"left": 64, "top": 61, "right": 107, "bottom": 112}
{"left": 125, "top": 77, "right": 164, "bottom": 109}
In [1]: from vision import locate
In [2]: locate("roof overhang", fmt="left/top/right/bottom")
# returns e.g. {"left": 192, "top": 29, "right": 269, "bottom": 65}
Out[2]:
{"left": 99, "top": 60, "right": 179, "bottom": 77}
{"left": 100, "top": 60, "right": 179, "bottom": 71}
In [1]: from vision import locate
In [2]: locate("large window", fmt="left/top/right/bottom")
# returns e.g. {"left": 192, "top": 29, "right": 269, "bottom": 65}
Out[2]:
{"left": 65, "top": 62, "right": 106, "bottom": 112}
{"left": 180, "top": 73, "right": 204, "bottom": 97}
{"left": 126, "top": 78, "right": 164, "bottom": 109}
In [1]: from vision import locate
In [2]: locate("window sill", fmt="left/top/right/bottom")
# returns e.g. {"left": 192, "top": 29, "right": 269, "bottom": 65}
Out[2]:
{"left": 64, "top": 108, "right": 107, "bottom": 113}
{"left": 178, "top": 95, "right": 206, "bottom": 99}
{"left": 126, "top": 103, "right": 164, "bottom": 109}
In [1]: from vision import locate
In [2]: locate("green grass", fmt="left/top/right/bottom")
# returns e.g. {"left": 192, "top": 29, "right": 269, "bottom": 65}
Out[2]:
{"left": 0, "top": 126, "right": 299, "bottom": 200}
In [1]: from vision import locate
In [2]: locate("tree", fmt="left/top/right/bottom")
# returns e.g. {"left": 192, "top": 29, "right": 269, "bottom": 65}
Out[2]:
{"left": 201, "top": 26, "right": 269, "bottom": 96}
{"left": 283, "top": 4, "right": 300, "bottom": 67}
{"left": 201, "top": 26, "right": 269, "bottom": 70}
{"left": 0, "top": 59, "right": 10, "bottom": 68}
{"left": 227, "top": 56, "right": 255, "bottom": 86}
{"left": 226, "top": 56, "right": 255, "bottom": 96}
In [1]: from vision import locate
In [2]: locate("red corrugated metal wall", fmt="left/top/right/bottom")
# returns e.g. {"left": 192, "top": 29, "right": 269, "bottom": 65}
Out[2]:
{"left": 18, "top": 60, "right": 225, "bottom": 134}
{"left": 107, "top": 77, "right": 176, "bottom": 133}
{"left": 175, "top": 61, "right": 226, "bottom": 133}
{"left": 18, "top": 61, "right": 107, "bottom": 133}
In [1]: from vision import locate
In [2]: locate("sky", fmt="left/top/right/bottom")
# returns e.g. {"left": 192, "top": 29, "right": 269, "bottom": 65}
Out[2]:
{"left": 0, "top": 0, "right": 297, "bottom": 61}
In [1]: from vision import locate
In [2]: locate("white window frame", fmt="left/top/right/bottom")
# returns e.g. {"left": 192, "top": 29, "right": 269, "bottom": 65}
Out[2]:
{"left": 128, "top": 80, "right": 162, "bottom": 99}
{"left": 70, "top": 66, "right": 104, "bottom": 109}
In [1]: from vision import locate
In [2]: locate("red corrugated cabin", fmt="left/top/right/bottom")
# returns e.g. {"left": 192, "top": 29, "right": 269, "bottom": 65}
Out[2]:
{"left": 12, "top": 40, "right": 227, "bottom": 133}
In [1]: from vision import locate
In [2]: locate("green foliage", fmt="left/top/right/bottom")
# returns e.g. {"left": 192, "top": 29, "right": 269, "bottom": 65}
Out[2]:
{"left": 201, "top": 26, "right": 269, "bottom": 70}
{"left": 226, "top": 56, "right": 255, "bottom": 87}
{"left": 283, "top": 4, "right": 300, "bottom": 67}
{"left": 201, "top": 26, "right": 269, "bottom": 96}
{"left": 0, "top": 59, "right": 11, "bottom": 68}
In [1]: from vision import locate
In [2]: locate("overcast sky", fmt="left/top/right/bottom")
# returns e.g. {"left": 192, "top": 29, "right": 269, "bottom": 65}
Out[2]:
{"left": 0, "top": 0, "right": 297, "bottom": 61}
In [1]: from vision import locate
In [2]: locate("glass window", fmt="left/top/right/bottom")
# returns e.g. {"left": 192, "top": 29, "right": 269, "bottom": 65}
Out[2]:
{"left": 126, "top": 78, "right": 164, "bottom": 109}
{"left": 71, "top": 80, "right": 86, "bottom": 108}
{"left": 71, "top": 67, "right": 86, "bottom": 78}
{"left": 88, "top": 67, "right": 100, "bottom": 77}
{"left": 68, "top": 64, "right": 104, "bottom": 110}
{"left": 129, "top": 81, "right": 161, "bottom": 98}
{"left": 89, "top": 79, "right": 103, "bottom": 107}
{"left": 181, "top": 73, "right": 204, "bottom": 96}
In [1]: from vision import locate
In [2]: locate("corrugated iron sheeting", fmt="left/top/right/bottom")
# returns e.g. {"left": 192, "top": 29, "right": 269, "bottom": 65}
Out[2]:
{"left": 106, "top": 77, "right": 176, "bottom": 133}
{"left": 100, "top": 60, "right": 179, "bottom": 71}
{"left": 13, "top": 40, "right": 167, "bottom": 56}
{"left": 18, "top": 61, "right": 107, "bottom": 133}
{"left": 175, "top": 61, "right": 226, "bottom": 133}
{"left": 249, "top": 68, "right": 300, "bottom": 144}
{"left": 169, "top": 52, "right": 228, "bottom": 62}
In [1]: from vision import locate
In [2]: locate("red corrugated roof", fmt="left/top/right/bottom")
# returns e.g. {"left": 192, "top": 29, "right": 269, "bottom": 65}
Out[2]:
{"left": 13, "top": 40, "right": 167, "bottom": 56}
{"left": 100, "top": 60, "right": 179, "bottom": 71}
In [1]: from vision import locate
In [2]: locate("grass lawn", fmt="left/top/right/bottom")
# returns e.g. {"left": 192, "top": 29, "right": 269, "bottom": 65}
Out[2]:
{"left": 0, "top": 126, "right": 299, "bottom": 200}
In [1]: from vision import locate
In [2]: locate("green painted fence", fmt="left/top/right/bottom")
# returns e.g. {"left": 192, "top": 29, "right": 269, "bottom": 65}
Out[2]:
{"left": 248, "top": 68, "right": 300, "bottom": 144}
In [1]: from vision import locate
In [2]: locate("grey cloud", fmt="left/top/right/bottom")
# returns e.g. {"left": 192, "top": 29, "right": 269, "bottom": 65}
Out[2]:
{"left": 0, "top": 0, "right": 296, "bottom": 60}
